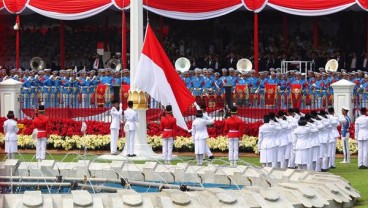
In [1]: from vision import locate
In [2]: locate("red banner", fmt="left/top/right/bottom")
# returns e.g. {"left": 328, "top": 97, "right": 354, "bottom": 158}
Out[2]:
{"left": 291, "top": 84, "right": 302, "bottom": 109}
{"left": 265, "top": 84, "right": 277, "bottom": 106}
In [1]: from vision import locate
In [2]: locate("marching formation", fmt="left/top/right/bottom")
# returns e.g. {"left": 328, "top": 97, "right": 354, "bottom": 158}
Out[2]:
{"left": 257, "top": 107, "right": 367, "bottom": 171}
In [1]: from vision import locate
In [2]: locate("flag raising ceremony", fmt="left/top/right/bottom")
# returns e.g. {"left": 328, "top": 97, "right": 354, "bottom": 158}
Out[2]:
{"left": 133, "top": 24, "right": 195, "bottom": 130}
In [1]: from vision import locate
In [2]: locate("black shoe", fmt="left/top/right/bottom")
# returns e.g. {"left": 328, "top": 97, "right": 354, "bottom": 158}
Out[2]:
{"left": 127, "top": 154, "right": 132, "bottom": 157}
{"left": 131, "top": 154, "right": 137, "bottom": 157}
{"left": 359, "top": 166, "right": 365, "bottom": 169}
{"left": 209, "top": 155, "right": 215, "bottom": 160}
{"left": 321, "top": 169, "right": 328, "bottom": 172}
{"left": 364, "top": 166, "right": 368, "bottom": 169}
{"left": 330, "top": 166, "right": 336, "bottom": 169}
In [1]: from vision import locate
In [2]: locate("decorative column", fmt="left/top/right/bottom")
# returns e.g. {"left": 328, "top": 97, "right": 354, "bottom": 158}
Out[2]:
{"left": 331, "top": 79, "right": 355, "bottom": 121}
{"left": 0, "top": 79, "right": 23, "bottom": 118}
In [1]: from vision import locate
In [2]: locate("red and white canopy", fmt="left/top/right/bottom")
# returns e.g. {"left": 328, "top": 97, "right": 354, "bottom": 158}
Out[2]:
{"left": 1, "top": 0, "right": 368, "bottom": 20}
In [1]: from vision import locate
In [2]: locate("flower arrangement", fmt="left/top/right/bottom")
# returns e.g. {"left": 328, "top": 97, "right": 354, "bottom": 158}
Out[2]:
{"left": 0, "top": 117, "right": 358, "bottom": 153}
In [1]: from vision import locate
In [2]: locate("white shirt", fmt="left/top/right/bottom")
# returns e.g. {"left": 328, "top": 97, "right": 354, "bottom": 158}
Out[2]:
{"left": 124, "top": 108, "right": 138, "bottom": 131}
{"left": 3, "top": 119, "right": 19, "bottom": 141}
{"left": 191, "top": 117, "right": 214, "bottom": 140}
{"left": 355, "top": 115, "right": 368, "bottom": 141}
{"left": 110, "top": 107, "right": 122, "bottom": 129}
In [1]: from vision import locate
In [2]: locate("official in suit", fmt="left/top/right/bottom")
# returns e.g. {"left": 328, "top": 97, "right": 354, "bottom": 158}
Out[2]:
{"left": 110, "top": 100, "right": 122, "bottom": 155}
{"left": 3, "top": 111, "right": 19, "bottom": 159}
{"left": 223, "top": 106, "right": 243, "bottom": 166}
{"left": 355, "top": 107, "right": 368, "bottom": 169}
{"left": 33, "top": 103, "right": 50, "bottom": 162}
{"left": 124, "top": 101, "right": 139, "bottom": 157}
{"left": 191, "top": 110, "right": 214, "bottom": 166}
{"left": 160, "top": 105, "right": 177, "bottom": 164}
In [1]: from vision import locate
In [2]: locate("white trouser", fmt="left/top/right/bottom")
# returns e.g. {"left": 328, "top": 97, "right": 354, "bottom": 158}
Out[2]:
{"left": 330, "top": 140, "right": 337, "bottom": 167}
{"left": 36, "top": 138, "right": 47, "bottom": 160}
{"left": 342, "top": 136, "right": 350, "bottom": 162}
{"left": 228, "top": 138, "right": 239, "bottom": 162}
{"left": 358, "top": 140, "right": 368, "bottom": 167}
{"left": 110, "top": 128, "right": 119, "bottom": 154}
{"left": 205, "top": 143, "right": 213, "bottom": 157}
{"left": 126, "top": 130, "right": 135, "bottom": 155}
{"left": 162, "top": 138, "right": 174, "bottom": 161}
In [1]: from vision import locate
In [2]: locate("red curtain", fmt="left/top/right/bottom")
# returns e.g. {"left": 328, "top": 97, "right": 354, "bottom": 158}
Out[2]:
{"left": 268, "top": 0, "right": 353, "bottom": 10}
{"left": 144, "top": 0, "right": 241, "bottom": 13}
{"left": 3, "top": 0, "right": 27, "bottom": 13}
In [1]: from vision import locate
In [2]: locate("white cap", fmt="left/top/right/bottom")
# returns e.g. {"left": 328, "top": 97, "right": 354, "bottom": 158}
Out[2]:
{"left": 342, "top": 107, "right": 350, "bottom": 111}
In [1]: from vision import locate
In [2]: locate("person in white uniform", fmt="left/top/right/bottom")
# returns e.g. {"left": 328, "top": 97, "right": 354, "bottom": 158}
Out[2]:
{"left": 354, "top": 107, "right": 368, "bottom": 169}
{"left": 293, "top": 117, "right": 311, "bottom": 170}
{"left": 124, "top": 101, "right": 138, "bottom": 157}
{"left": 191, "top": 110, "right": 214, "bottom": 166}
{"left": 327, "top": 107, "right": 340, "bottom": 169}
{"left": 110, "top": 100, "right": 122, "bottom": 155}
{"left": 258, "top": 115, "right": 278, "bottom": 167}
{"left": 339, "top": 107, "right": 351, "bottom": 163}
{"left": 3, "top": 111, "right": 19, "bottom": 159}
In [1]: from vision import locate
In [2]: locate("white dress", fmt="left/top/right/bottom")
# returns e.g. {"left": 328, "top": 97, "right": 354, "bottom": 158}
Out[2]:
{"left": 3, "top": 119, "right": 19, "bottom": 153}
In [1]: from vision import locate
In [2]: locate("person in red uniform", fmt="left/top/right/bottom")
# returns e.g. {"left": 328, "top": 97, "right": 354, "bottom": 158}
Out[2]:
{"left": 33, "top": 103, "right": 50, "bottom": 162}
{"left": 224, "top": 106, "right": 243, "bottom": 167}
{"left": 160, "top": 105, "right": 177, "bottom": 164}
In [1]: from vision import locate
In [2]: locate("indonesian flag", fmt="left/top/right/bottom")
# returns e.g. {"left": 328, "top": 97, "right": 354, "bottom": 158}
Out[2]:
{"left": 134, "top": 24, "right": 195, "bottom": 130}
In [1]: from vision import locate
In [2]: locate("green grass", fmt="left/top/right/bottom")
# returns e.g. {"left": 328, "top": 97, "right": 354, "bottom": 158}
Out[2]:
{"left": 1, "top": 153, "right": 366, "bottom": 207}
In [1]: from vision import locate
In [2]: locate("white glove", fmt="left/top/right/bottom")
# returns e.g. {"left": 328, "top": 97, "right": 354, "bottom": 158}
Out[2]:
{"left": 119, "top": 103, "right": 123, "bottom": 109}
{"left": 194, "top": 102, "right": 201, "bottom": 110}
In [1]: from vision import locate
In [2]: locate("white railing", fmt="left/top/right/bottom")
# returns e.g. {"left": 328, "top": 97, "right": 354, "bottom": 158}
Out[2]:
{"left": 281, "top": 60, "right": 313, "bottom": 79}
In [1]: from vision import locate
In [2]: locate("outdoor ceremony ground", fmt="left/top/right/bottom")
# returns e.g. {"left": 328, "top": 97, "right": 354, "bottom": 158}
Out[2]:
{"left": 1, "top": 150, "right": 367, "bottom": 207}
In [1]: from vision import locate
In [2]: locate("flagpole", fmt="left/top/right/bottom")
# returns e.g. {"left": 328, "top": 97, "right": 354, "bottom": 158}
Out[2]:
{"left": 120, "top": 0, "right": 159, "bottom": 158}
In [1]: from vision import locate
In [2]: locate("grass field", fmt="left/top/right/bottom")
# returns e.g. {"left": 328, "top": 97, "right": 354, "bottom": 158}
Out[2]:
{"left": 1, "top": 153, "right": 367, "bottom": 207}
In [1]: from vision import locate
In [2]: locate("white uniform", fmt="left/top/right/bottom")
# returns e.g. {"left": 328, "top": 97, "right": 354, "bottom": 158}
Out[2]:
{"left": 293, "top": 125, "right": 310, "bottom": 168}
{"left": 124, "top": 108, "right": 138, "bottom": 155}
{"left": 306, "top": 122, "right": 319, "bottom": 170}
{"left": 355, "top": 114, "right": 368, "bottom": 167}
{"left": 110, "top": 106, "right": 122, "bottom": 154}
{"left": 276, "top": 119, "right": 290, "bottom": 168}
{"left": 202, "top": 112, "right": 214, "bottom": 158}
{"left": 285, "top": 115, "right": 298, "bottom": 168}
{"left": 327, "top": 114, "right": 340, "bottom": 167}
{"left": 191, "top": 117, "right": 214, "bottom": 165}
{"left": 258, "top": 122, "right": 278, "bottom": 167}
{"left": 3, "top": 119, "right": 19, "bottom": 157}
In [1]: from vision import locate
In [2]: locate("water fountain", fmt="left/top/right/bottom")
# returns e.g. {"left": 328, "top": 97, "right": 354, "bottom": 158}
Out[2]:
{"left": 0, "top": 156, "right": 361, "bottom": 208}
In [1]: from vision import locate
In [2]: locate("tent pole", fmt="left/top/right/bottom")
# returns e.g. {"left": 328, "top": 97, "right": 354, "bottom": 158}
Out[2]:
{"left": 254, "top": 13, "right": 259, "bottom": 73}
{"left": 15, "top": 15, "right": 20, "bottom": 69}
{"left": 122, "top": 9, "right": 127, "bottom": 69}
{"left": 313, "top": 19, "right": 319, "bottom": 49}
{"left": 59, "top": 20, "right": 65, "bottom": 69}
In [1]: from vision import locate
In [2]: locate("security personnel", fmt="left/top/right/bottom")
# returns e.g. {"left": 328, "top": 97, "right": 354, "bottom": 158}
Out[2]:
{"left": 223, "top": 106, "right": 243, "bottom": 167}
{"left": 160, "top": 105, "right": 177, "bottom": 164}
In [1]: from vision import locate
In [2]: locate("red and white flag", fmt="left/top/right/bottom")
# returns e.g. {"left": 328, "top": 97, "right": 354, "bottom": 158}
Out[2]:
{"left": 134, "top": 24, "right": 195, "bottom": 130}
